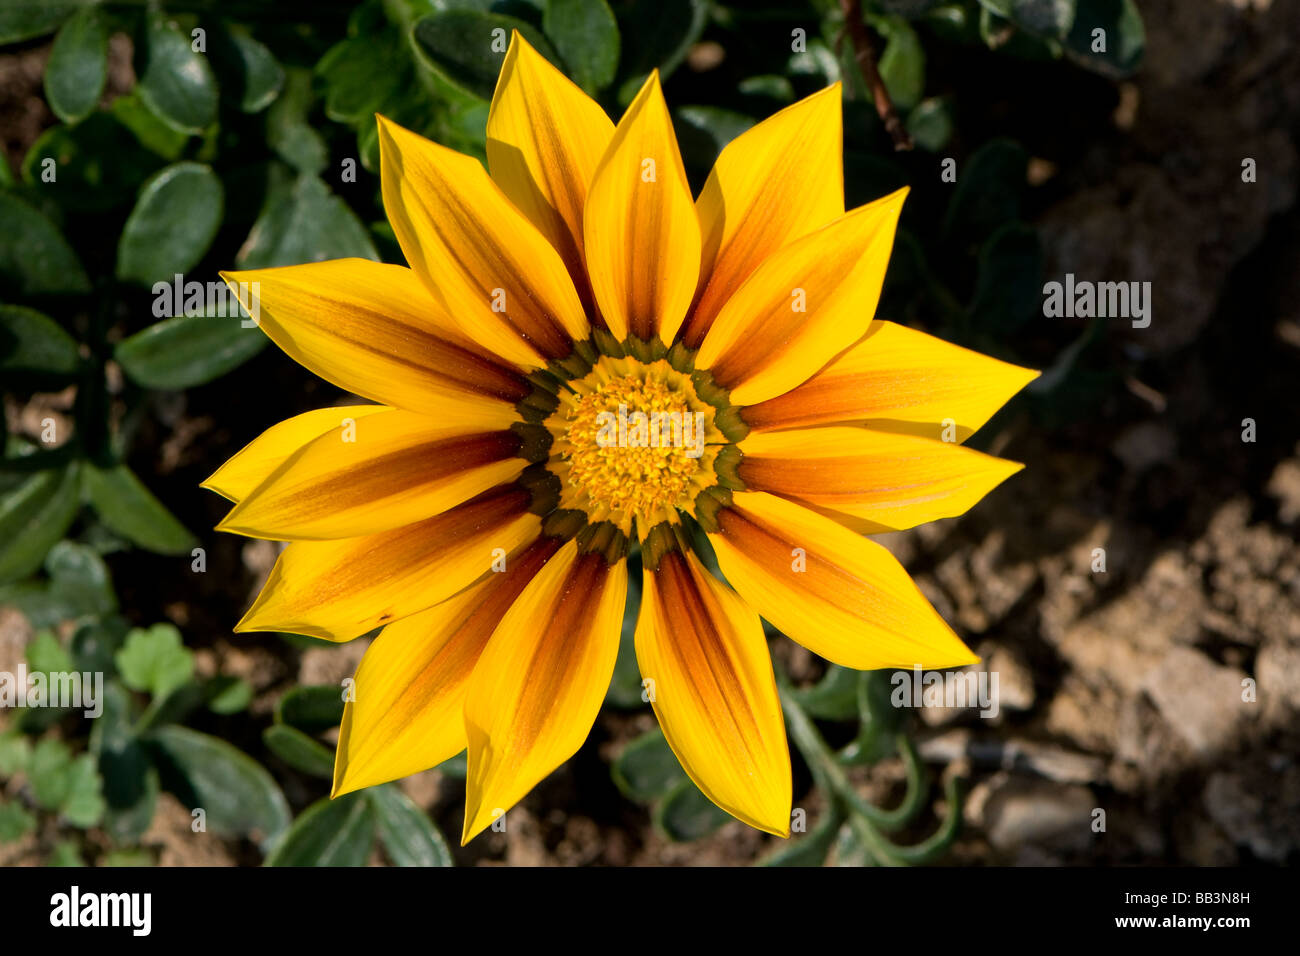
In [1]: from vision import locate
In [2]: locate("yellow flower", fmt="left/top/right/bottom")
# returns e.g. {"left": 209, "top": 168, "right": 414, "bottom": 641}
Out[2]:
{"left": 205, "top": 33, "right": 1038, "bottom": 844}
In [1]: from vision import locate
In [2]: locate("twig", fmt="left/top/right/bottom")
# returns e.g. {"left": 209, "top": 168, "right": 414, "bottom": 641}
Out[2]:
{"left": 837, "top": 0, "right": 914, "bottom": 151}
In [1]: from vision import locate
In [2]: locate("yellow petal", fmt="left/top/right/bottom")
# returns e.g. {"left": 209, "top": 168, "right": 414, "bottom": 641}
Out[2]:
{"left": 217, "top": 406, "right": 525, "bottom": 540}
{"left": 696, "top": 187, "right": 908, "bottom": 407}
{"left": 220, "top": 260, "right": 530, "bottom": 414}
{"left": 237, "top": 485, "right": 541, "bottom": 641}
{"left": 332, "top": 537, "right": 563, "bottom": 796}
{"left": 462, "top": 540, "right": 627, "bottom": 843}
{"left": 201, "top": 405, "right": 387, "bottom": 503}
{"left": 743, "top": 320, "right": 1040, "bottom": 440}
{"left": 681, "top": 84, "right": 844, "bottom": 348}
{"left": 738, "top": 426, "right": 1024, "bottom": 532}
{"left": 709, "top": 491, "right": 977, "bottom": 670}
{"left": 582, "top": 72, "right": 701, "bottom": 342}
{"left": 637, "top": 547, "right": 791, "bottom": 836}
{"left": 377, "top": 115, "right": 588, "bottom": 368}
{"left": 487, "top": 32, "right": 614, "bottom": 312}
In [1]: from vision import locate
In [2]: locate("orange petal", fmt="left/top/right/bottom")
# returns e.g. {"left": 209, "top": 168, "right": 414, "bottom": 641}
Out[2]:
{"left": 695, "top": 188, "right": 907, "bottom": 406}
{"left": 742, "top": 320, "right": 1040, "bottom": 441}
{"left": 332, "top": 536, "right": 562, "bottom": 796}
{"left": 582, "top": 72, "right": 700, "bottom": 342}
{"left": 738, "top": 426, "right": 1024, "bottom": 532}
{"left": 637, "top": 547, "right": 791, "bottom": 835}
{"left": 461, "top": 540, "right": 627, "bottom": 842}
{"left": 377, "top": 114, "right": 588, "bottom": 367}
{"left": 681, "top": 84, "right": 844, "bottom": 347}
{"left": 708, "top": 491, "right": 977, "bottom": 670}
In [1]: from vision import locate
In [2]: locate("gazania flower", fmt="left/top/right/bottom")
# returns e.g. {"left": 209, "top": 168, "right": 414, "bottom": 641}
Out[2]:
{"left": 205, "top": 32, "right": 1037, "bottom": 844}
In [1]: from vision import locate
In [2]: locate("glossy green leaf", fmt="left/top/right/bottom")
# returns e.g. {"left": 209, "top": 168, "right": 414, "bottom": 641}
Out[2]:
{"left": 264, "top": 792, "right": 374, "bottom": 866}
{"left": 262, "top": 723, "right": 334, "bottom": 778}
{"left": 316, "top": 27, "right": 409, "bottom": 125}
{"left": 0, "top": 305, "right": 80, "bottom": 381}
{"left": 82, "top": 463, "right": 198, "bottom": 556}
{"left": 23, "top": 113, "right": 167, "bottom": 211}
{"left": 115, "top": 309, "right": 268, "bottom": 391}
{"left": 275, "top": 684, "right": 345, "bottom": 735}
{"left": 147, "top": 725, "right": 291, "bottom": 850}
{"left": 137, "top": 13, "right": 218, "bottom": 134}
{"left": 44, "top": 7, "right": 109, "bottom": 124}
{"left": 610, "top": 0, "right": 707, "bottom": 96}
{"left": 266, "top": 70, "right": 329, "bottom": 175}
{"left": 213, "top": 24, "right": 285, "bottom": 113}
{"left": 611, "top": 728, "right": 684, "bottom": 803}
{"left": 235, "top": 173, "right": 378, "bottom": 269}
{"left": 0, "top": 464, "right": 80, "bottom": 585}
{"left": 544, "top": 0, "right": 620, "bottom": 93}
{"left": 0, "top": 0, "right": 83, "bottom": 44}
{"left": 0, "top": 193, "right": 91, "bottom": 297}
{"left": 370, "top": 784, "right": 454, "bottom": 867}
{"left": 412, "top": 11, "right": 558, "bottom": 101}
{"left": 41, "top": 540, "right": 118, "bottom": 620}
{"left": 115, "top": 623, "right": 195, "bottom": 700}
{"left": 976, "top": 0, "right": 1076, "bottom": 38}
{"left": 110, "top": 92, "right": 190, "bottom": 161}
{"left": 116, "top": 162, "right": 224, "bottom": 286}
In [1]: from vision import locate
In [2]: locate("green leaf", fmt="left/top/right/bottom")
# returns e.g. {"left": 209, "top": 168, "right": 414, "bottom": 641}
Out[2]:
{"left": 46, "top": 840, "right": 85, "bottom": 866}
{"left": 370, "top": 784, "right": 454, "bottom": 867}
{"left": 0, "top": 193, "right": 91, "bottom": 297}
{"left": 110, "top": 92, "right": 190, "bottom": 161}
{"left": 115, "top": 623, "right": 195, "bottom": 700}
{"left": 1064, "top": 0, "right": 1143, "bottom": 77}
{"left": 942, "top": 138, "right": 1027, "bottom": 244}
{"left": 610, "top": 0, "right": 708, "bottom": 95}
{"left": 544, "top": 0, "right": 620, "bottom": 93}
{"left": 29, "top": 739, "right": 105, "bottom": 826}
{"left": 41, "top": 540, "right": 119, "bottom": 620}
{"left": 23, "top": 113, "right": 168, "bottom": 211}
{"left": 266, "top": 70, "right": 329, "bottom": 175}
{"left": 82, "top": 463, "right": 199, "bottom": 555}
{"left": 0, "top": 305, "right": 81, "bottom": 382}
{"left": 212, "top": 24, "right": 285, "bottom": 113}
{"left": 758, "top": 810, "right": 841, "bottom": 866}
{"left": 69, "top": 615, "right": 130, "bottom": 675}
{"left": 0, "top": 0, "right": 84, "bottom": 44}
{"left": 976, "top": 0, "right": 1076, "bottom": 38}
{"left": 875, "top": 17, "right": 926, "bottom": 110}
{"left": 26, "top": 629, "right": 74, "bottom": 676}
{"left": 44, "top": 7, "right": 109, "bottom": 124}
{"left": 610, "top": 728, "right": 684, "bottom": 803}
{"left": 0, "top": 801, "right": 37, "bottom": 842}
{"left": 205, "top": 675, "right": 253, "bottom": 714}
{"left": 275, "top": 684, "right": 345, "bottom": 734}
{"left": 116, "top": 162, "right": 224, "bottom": 286}
{"left": 654, "top": 777, "right": 730, "bottom": 842}
{"left": 147, "top": 725, "right": 291, "bottom": 850}
{"left": 906, "top": 97, "right": 953, "bottom": 153}
{"left": 137, "top": 12, "right": 218, "bottom": 134}
{"left": 0, "top": 732, "right": 32, "bottom": 776}
{"left": 412, "top": 11, "right": 559, "bottom": 101}
{"left": 316, "top": 27, "right": 409, "bottom": 126}
{"left": 968, "top": 220, "right": 1043, "bottom": 333}
{"left": 115, "top": 309, "right": 268, "bottom": 391}
{"left": 235, "top": 173, "right": 378, "bottom": 269}
{"left": 0, "top": 464, "right": 80, "bottom": 586}
{"left": 262, "top": 724, "right": 334, "bottom": 778}
{"left": 264, "top": 792, "right": 375, "bottom": 866}
{"left": 790, "top": 664, "right": 860, "bottom": 721}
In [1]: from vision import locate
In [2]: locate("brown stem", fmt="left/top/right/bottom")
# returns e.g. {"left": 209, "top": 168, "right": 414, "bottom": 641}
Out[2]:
{"left": 838, "top": 0, "right": 914, "bottom": 151}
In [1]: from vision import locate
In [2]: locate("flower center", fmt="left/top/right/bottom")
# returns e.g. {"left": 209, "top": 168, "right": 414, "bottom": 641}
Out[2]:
{"left": 544, "top": 356, "right": 723, "bottom": 537}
